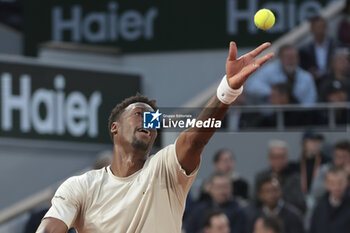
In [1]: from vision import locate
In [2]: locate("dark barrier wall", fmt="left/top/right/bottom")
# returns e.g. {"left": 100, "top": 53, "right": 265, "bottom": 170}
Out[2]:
{"left": 24, "top": 0, "right": 332, "bottom": 55}
{"left": 0, "top": 60, "right": 140, "bottom": 143}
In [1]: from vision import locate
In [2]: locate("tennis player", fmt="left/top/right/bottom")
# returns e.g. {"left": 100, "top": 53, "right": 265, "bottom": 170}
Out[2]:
{"left": 36, "top": 42, "right": 274, "bottom": 233}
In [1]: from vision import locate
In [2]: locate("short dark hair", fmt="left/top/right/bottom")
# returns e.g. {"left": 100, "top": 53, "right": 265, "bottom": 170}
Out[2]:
{"left": 203, "top": 209, "right": 227, "bottom": 228}
{"left": 258, "top": 216, "right": 284, "bottom": 233}
{"left": 309, "top": 15, "right": 325, "bottom": 24}
{"left": 213, "top": 149, "right": 234, "bottom": 163}
{"left": 208, "top": 172, "right": 231, "bottom": 185}
{"left": 271, "top": 83, "right": 291, "bottom": 95}
{"left": 256, "top": 175, "right": 280, "bottom": 193}
{"left": 327, "top": 165, "right": 348, "bottom": 177}
{"left": 107, "top": 93, "right": 158, "bottom": 141}
{"left": 334, "top": 140, "right": 350, "bottom": 153}
{"left": 278, "top": 44, "right": 295, "bottom": 57}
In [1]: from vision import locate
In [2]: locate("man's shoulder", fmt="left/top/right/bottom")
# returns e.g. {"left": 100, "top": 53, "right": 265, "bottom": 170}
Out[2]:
{"left": 282, "top": 202, "right": 303, "bottom": 218}
{"left": 243, "top": 203, "right": 261, "bottom": 218}
{"left": 146, "top": 144, "right": 176, "bottom": 163}
{"left": 227, "top": 198, "right": 244, "bottom": 211}
{"left": 312, "top": 194, "right": 330, "bottom": 214}
{"left": 296, "top": 67, "right": 313, "bottom": 80}
{"left": 62, "top": 167, "right": 107, "bottom": 189}
{"left": 256, "top": 61, "right": 280, "bottom": 74}
{"left": 299, "top": 42, "right": 313, "bottom": 53}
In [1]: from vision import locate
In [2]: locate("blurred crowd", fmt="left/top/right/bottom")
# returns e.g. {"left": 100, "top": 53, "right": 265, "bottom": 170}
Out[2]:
{"left": 182, "top": 133, "right": 350, "bottom": 233}
{"left": 233, "top": 3, "right": 350, "bottom": 129}
{"left": 246, "top": 13, "right": 350, "bottom": 105}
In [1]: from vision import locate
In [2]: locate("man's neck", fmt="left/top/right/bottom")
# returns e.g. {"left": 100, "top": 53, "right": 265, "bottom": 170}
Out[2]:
{"left": 315, "top": 37, "right": 326, "bottom": 46}
{"left": 263, "top": 200, "right": 283, "bottom": 216}
{"left": 329, "top": 195, "right": 343, "bottom": 207}
{"left": 110, "top": 145, "right": 147, "bottom": 177}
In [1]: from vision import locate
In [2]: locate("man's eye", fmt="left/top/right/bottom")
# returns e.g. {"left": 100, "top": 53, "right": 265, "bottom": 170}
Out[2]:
{"left": 135, "top": 112, "right": 142, "bottom": 116}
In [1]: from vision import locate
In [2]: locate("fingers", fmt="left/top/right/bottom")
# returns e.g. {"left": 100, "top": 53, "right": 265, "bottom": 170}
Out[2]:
{"left": 249, "top": 42, "right": 271, "bottom": 58}
{"left": 228, "top": 63, "right": 261, "bottom": 89}
{"left": 228, "top": 52, "right": 274, "bottom": 89}
{"left": 255, "top": 52, "right": 275, "bottom": 66}
{"left": 227, "top": 41, "right": 237, "bottom": 61}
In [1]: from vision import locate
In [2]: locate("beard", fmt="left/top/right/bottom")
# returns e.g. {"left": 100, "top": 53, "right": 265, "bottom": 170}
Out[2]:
{"left": 131, "top": 135, "right": 149, "bottom": 151}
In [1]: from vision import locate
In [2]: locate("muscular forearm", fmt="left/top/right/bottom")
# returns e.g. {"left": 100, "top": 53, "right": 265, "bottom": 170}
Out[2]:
{"left": 175, "top": 95, "right": 230, "bottom": 174}
{"left": 185, "top": 95, "right": 229, "bottom": 147}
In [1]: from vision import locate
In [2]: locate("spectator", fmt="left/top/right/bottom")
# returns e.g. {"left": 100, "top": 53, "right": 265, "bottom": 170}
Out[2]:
{"left": 256, "top": 84, "right": 300, "bottom": 127}
{"left": 325, "top": 80, "right": 349, "bottom": 103}
{"left": 310, "top": 140, "right": 350, "bottom": 203}
{"left": 213, "top": 149, "right": 249, "bottom": 200}
{"left": 245, "top": 176, "right": 304, "bottom": 233}
{"left": 253, "top": 216, "right": 284, "bottom": 233}
{"left": 246, "top": 44, "right": 317, "bottom": 106}
{"left": 319, "top": 48, "right": 350, "bottom": 101}
{"left": 309, "top": 166, "right": 350, "bottom": 233}
{"left": 299, "top": 16, "right": 336, "bottom": 85}
{"left": 269, "top": 84, "right": 295, "bottom": 105}
{"left": 198, "top": 149, "right": 249, "bottom": 202}
{"left": 255, "top": 140, "right": 304, "bottom": 212}
{"left": 203, "top": 210, "right": 230, "bottom": 233}
{"left": 338, "top": 0, "right": 350, "bottom": 48}
{"left": 185, "top": 173, "right": 246, "bottom": 233}
{"left": 321, "top": 80, "right": 350, "bottom": 124}
{"left": 298, "top": 131, "right": 330, "bottom": 194}
{"left": 255, "top": 140, "right": 296, "bottom": 184}
{"left": 227, "top": 91, "right": 262, "bottom": 130}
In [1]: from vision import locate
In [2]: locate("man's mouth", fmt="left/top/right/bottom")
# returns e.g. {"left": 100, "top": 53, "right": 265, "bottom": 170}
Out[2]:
{"left": 136, "top": 127, "right": 151, "bottom": 136}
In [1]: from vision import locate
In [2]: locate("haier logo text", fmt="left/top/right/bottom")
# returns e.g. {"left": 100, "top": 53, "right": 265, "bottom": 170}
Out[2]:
{"left": 1, "top": 73, "right": 102, "bottom": 137}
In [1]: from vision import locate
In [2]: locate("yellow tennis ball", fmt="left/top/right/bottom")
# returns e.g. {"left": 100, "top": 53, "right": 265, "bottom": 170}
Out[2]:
{"left": 254, "top": 9, "right": 275, "bottom": 30}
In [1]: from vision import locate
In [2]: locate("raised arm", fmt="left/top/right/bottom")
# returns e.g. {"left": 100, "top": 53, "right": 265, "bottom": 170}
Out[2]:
{"left": 176, "top": 42, "right": 274, "bottom": 174}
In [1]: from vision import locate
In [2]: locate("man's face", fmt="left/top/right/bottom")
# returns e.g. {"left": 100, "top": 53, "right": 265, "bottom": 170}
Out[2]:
{"left": 327, "top": 90, "right": 348, "bottom": 103}
{"left": 334, "top": 149, "right": 350, "bottom": 168}
{"left": 269, "top": 88, "right": 289, "bottom": 105}
{"left": 209, "top": 176, "right": 232, "bottom": 205}
{"left": 111, "top": 103, "right": 157, "bottom": 156}
{"left": 332, "top": 54, "right": 350, "bottom": 77}
{"left": 269, "top": 147, "right": 288, "bottom": 173}
{"left": 253, "top": 218, "right": 275, "bottom": 233}
{"left": 258, "top": 181, "right": 281, "bottom": 208}
{"left": 204, "top": 214, "right": 230, "bottom": 233}
{"left": 303, "top": 138, "right": 322, "bottom": 159}
{"left": 311, "top": 19, "right": 327, "bottom": 41}
{"left": 280, "top": 47, "right": 298, "bottom": 73}
{"left": 214, "top": 151, "right": 234, "bottom": 175}
{"left": 325, "top": 172, "right": 348, "bottom": 201}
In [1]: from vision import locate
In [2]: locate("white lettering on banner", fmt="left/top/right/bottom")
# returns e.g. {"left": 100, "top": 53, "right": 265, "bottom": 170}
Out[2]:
{"left": 162, "top": 118, "right": 221, "bottom": 129}
{"left": 226, "top": 0, "right": 325, "bottom": 35}
{"left": 0, "top": 73, "right": 102, "bottom": 138}
{"left": 1, "top": 73, "right": 31, "bottom": 132}
{"left": 52, "top": 2, "right": 158, "bottom": 43}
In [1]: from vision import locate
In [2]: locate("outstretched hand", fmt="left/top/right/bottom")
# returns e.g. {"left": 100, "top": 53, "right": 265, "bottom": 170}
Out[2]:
{"left": 226, "top": 42, "right": 274, "bottom": 89}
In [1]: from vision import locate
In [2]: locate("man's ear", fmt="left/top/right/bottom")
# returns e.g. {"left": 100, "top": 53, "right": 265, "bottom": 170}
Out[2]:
{"left": 111, "top": 122, "right": 119, "bottom": 136}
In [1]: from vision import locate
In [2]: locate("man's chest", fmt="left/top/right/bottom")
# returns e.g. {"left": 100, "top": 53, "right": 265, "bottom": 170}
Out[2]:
{"left": 76, "top": 177, "right": 167, "bottom": 231}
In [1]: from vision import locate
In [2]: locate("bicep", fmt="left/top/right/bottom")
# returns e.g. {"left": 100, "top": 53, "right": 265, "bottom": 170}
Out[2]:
{"left": 36, "top": 217, "right": 68, "bottom": 233}
{"left": 176, "top": 130, "right": 203, "bottom": 175}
